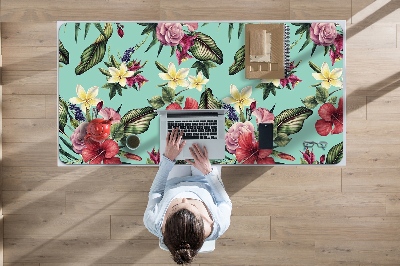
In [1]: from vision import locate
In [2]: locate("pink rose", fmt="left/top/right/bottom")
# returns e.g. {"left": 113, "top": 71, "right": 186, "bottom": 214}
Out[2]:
{"left": 225, "top": 121, "right": 255, "bottom": 154}
{"left": 70, "top": 122, "right": 89, "bottom": 154}
{"left": 184, "top": 23, "right": 198, "bottom": 32}
{"left": 252, "top": 108, "right": 274, "bottom": 124}
{"left": 98, "top": 107, "right": 121, "bottom": 125}
{"left": 309, "top": 23, "right": 337, "bottom": 46}
{"left": 156, "top": 23, "right": 184, "bottom": 46}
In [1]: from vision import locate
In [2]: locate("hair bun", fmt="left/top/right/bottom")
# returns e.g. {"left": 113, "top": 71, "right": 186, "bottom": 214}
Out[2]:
{"left": 179, "top": 242, "right": 191, "bottom": 250}
{"left": 174, "top": 247, "right": 193, "bottom": 264}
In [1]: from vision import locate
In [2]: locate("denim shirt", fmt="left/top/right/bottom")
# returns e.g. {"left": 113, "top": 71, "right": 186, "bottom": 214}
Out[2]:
{"left": 143, "top": 155, "right": 232, "bottom": 241}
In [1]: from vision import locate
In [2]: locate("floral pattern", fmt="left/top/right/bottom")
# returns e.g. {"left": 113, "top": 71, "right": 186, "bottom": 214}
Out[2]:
{"left": 58, "top": 22, "right": 344, "bottom": 165}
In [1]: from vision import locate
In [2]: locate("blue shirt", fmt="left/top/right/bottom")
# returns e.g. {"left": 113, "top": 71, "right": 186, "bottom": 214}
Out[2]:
{"left": 143, "top": 155, "right": 232, "bottom": 241}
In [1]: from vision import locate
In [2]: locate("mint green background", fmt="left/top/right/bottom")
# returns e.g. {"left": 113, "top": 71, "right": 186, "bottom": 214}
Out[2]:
{"left": 58, "top": 22, "right": 344, "bottom": 165}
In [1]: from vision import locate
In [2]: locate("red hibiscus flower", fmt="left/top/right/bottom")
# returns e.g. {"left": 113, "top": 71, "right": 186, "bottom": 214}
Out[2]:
{"left": 176, "top": 34, "right": 196, "bottom": 65}
{"left": 82, "top": 139, "right": 122, "bottom": 164}
{"left": 166, "top": 97, "right": 199, "bottom": 110}
{"left": 235, "top": 132, "right": 275, "bottom": 164}
{"left": 315, "top": 97, "right": 343, "bottom": 136}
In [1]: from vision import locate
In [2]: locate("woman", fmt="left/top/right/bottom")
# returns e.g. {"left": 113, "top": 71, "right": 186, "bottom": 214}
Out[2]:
{"left": 144, "top": 127, "right": 232, "bottom": 264}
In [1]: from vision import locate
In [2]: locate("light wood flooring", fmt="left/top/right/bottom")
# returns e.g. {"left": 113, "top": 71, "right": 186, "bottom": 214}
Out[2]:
{"left": 1, "top": 0, "right": 400, "bottom": 265}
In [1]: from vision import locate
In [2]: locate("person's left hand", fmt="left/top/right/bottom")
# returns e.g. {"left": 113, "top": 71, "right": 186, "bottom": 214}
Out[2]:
{"left": 164, "top": 127, "right": 186, "bottom": 161}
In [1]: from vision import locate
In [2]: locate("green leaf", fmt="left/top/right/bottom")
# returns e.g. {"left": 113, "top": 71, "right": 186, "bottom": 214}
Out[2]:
{"left": 75, "top": 23, "right": 113, "bottom": 75}
{"left": 141, "top": 23, "right": 157, "bottom": 35}
{"left": 229, "top": 45, "right": 245, "bottom": 75}
{"left": 101, "top": 83, "right": 115, "bottom": 89}
{"left": 84, "top": 23, "right": 91, "bottom": 39}
{"left": 59, "top": 145, "right": 80, "bottom": 161}
{"left": 274, "top": 106, "right": 313, "bottom": 136}
{"left": 328, "top": 96, "right": 338, "bottom": 104}
{"left": 300, "top": 158, "right": 309, "bottom": 164}
{"left": 99, "top": 68, "right": 111, "bottom": 76}
{"left": 316, "top": 86, "right": 329, "bottom": 104}
{"left": 225, "top": 118, "right": 233, "bottom": 129}
{"left": 145, "top": 33, "right": 158, "bottom": 52}
{"left": 309, "top": 61, "right": 321, "bottom": 73}
{"left": 58, "top": 40, "right": 69, "bottom": 65}
{"left": 189, "top": 32, "right": 223, "bottom": 64}
{"left": 109, "top": 85, "right": 117, "bottom": 100}
{"left": 191, "top": 61, "right": 210, "bottom": 79}
{"left": 228, "top": 23, "right": 233, "bottom": 42}
{"left": 273, "top": 133, "right": 291, "bottom": 147}
{"left": 238, "top": 23, "right": 244, "bottom": 39}
{"left": 75, "top": 23, "right": 80, "bottom": 43}
{"left": 94, "top": 23, "right": 107, "bottom": 39}
{"left": 295, "top": 24, "right": 308, "bottom": 35}
{"left": 176, "top": 95, "right": 185, "bottom": 105}
{"left": 121, "top": 106, "right": 157, "bottom": 135}
{"left": 258, "top": 83, "right": 277, "bottom": 100}
{"left": 117, "top": 86, "right": 123, "bottom": 96}
{"left": 299, "top": 38, "right": 311, "bottom": 52}
{"left": 155, "top": 61, "right": 168, "bottom": 73}
{"left": 110, "top": 55, "right": 120, "bottom": 68}
{"left": 157, "top": 42, "right": 164, "bottom": 57}
{"left": 170, "top": 45, "right": 176, "bottom": 57}
{"left": 58, "top": 97, "right": 69, "bottom": 134}
{"left": 324, "top": 45, "right": 329, "bottom": 56}
{"left": 147, "top": 95, "right": 165, "bottom": 109}
{"left": 199, "top": 88, "right": 221, "bottom": 109}
{"left": 59, "top": 135, "right": 75, "bottom": 152}
{"left": 326, "top": 141, "right": 343, "bottom": 164}
{"left": 146, "top": 158, "right": 155, "bottom": 164}
{"left": 301, "top": 95, "right": 319, "bottom": 109}
{"left": 110, "top": 122, "right": 125, "bottom": 141}
{"left": 311, "top": 43, "right": 317, "bottom": 56}
{"left": 162, "top": 87, "right": 175, "bottom": 103}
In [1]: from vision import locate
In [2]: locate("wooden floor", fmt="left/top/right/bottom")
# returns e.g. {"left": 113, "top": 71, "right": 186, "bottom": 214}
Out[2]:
{"left": 1, "top": 0, "right": 400, "bottom": 265}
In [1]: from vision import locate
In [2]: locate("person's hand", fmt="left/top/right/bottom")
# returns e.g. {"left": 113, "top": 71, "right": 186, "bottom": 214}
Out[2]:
{"left": 185, "top": 144, "right": 212, "bottom": 175}
{"left": 164, "top": 127, "right": 186, "bottom": 161}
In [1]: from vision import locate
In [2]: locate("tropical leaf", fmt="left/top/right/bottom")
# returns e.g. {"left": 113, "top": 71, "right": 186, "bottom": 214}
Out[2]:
{"left": 75, "top": 23, "right": 80, "bottom": 43}
{"left": 155, "top": 61, "right": 168, "bottom": 73}
{"left": 162, "top": 87, "right": 175, "bottom": 103}
{"left": 75, "top": 23, "right": 113, "bottom": 75}
{"left": 99, "top": 68, "right": 111, "bottom": 76}
{"left": 228, "top": 23, "right": 233, "bottom": 42}
{"left": 84, "top": 23, "right": 91, "bottom": 39}
{"left": 238, "top": 23, "right": 244, "bottom": 39}
{"left": 110, "top": 55, "right": 120, "bottom": 68}
{"left": 301, "top": 95, "right": 318, "bottom": 109}
{"left": 311, "top": 43, "right": 317, "bottom": 56}
{"left": 299, "top": 27, "right": 311, "bottom": 52}
{"left": 121, "top": 106, "right": 157, "bottom": 135}
{"left": 295, "top": 24, "right": 309, "bottom": 35}
{"left": 141, "top": 23, "right": 157, "bottom": 35}
{"left": 189, "top": 32, "right": 223, "bottom": 64}
{"left": 176, "top": 95, "right": 185, "bottom": 105}
{"left": 191, "top": 61, "right": 216, "bottom": 79}
{"left": 59, "top": 145, "right": 80, "bottom": 161}
{"left": 316, "top": 86, "right": 329, "bottom": 104}
{"left": 58, "top": 40, "right": 69, "bottom": 65}
{"left": 326, "top": 141, "right": 343, "bottom": 164}
{"left": 229, "top": 45, "right": 245, "bottom": 75}
{"left": 148, "top": 95, "right": 165, "bottom": 109}
{"left": 157, "top": 42, "right": 164, "bottom": 57}
{"left": 94, "top": 23, "right": 107, "bottom": 39}
{"left": 256, "top": 83, "right": 277, "bottom": 100}
{"left": 199, "top": 88, "right": 221, "bottom": 109}
{"left": 328, "top": 96, "right": 338, "bottom": 104}
{"left": 274, "top": 107, "right": 313, "bottom": 136}
{"left": 110, "top": 122, "right": 125, "bottom": 141}
{"left": 170, "top": 45, "right": 176, "bottom": 57}
{"left": 309, "top": 61, "right": 321, "bottom": 73}
{"left": 59, "top": 135, "right": 75, "bottom": 153}
{"left": 58, "top": 97, "right": 69, "bottom": 134}
{"left": 273, "top": 133, "right": 291, "bottom": 147}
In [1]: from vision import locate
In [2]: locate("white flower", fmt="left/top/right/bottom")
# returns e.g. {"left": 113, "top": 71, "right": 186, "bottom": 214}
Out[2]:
{"left": 69, "top": 85, "right": 101, "bottom": 113}
{"left": 312, "top": 62, "right": 342, "bottom": 89}
{"left": 188, "top": 71, "right": 209, "bottom": 92}
{"left": 222, "top": 84, "right": 255, "bottom": 113}
{"left": 108, "top": 63, "right": 135, "bottom": 87}
{"left": 158, "top": 62, "right": 189, "bottom": 89}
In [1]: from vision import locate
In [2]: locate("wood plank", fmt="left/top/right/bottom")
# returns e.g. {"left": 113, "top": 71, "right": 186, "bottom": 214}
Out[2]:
{"left": 2, "top": 95, "right": 46, "bottom": 119}
{"left": 1, "top": 23, "right": 56, "bottom": 46}
{"left": 41, "top": 264, "right": 197, "bottom": 266}
{"left": 66, "top": 191, "right": 148, "bottom": 216}
{"left": 367, "top": 96, "right": 400, "bottom": 120}
{"left": 346, "top": 120, "right": 400, "bottom": 145}
{"left": 223, "top": 166, "right": 341, "bottom": 193}
{"left": 4, "top": 238, "right": 315, "bottom": 265}
{"left": 2, "top": 70, "right": 56, "bottom": 95}
{"left": 4, "top": 214, "right": 110, "bottom": 240}
{"left": 316, "top": 240, "right": 400, "bottom": 264}
{"left": 343, "top": 168, "right": 400, "bottom": 193}
{"left": 0, "top": 0, "right": 160, "bottom": 22}
{"left": 2, "top": 52, "right": 57, "bottom": 71}
{"left": 2, "top": 142, "right": 57, "bottom": 167}
{"left": 386, "top": 194, "right": 400, "bottom": 216}
{"left": 347, "top": 23, "right": 397, "bottom": 48}
{"left": 46, "top": 95, "right": 57, "bottom": 118}
{"left": 351, "top": 0, "right": 376, "bottom": 24}
{"left": 160, "top": 0, "right": 290, "bottom": 20}
{"left": 2, "top": 191, "right": 65, "bottom": 215}
{"left": 2, "top": 166, "right": 155, "bottom": 192}
{"left": 231, "top": 192, "right": 386, "bottom": 217}
{"left": 351, "top": 0, "right": 400, "bottom": 24}
{"left": 110, "top": 216, "right": 155, "bottom": 240}
{"left": 2, "top": 119, "right": 55, "bottom": 143}
{"left": 4, "top": 264, "right": 39, "bottom": 266}
{"left": 272, "top": 216, "right": 400, "bottom": 240}
{"left": 290, "top": 0, "right": 351, "bottom": 20}
{"left": 346, "top": 95, "right": 366, "bottom": 120}
{"left": 346, "top": 143, "right": 400, "bottom": 168}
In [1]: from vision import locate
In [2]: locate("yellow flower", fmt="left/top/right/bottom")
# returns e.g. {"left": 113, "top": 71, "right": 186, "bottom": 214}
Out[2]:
{"left": 312, "top": 62, "right": 342, "bottom": 89}
{"left": 188, "top": 71, "right": 209, "bottom": 91}
{"left": 222, "top": 84, "right": 255, "bottom": 113}
{"left": 69, "top": 85, "right": 101, "bottom": 113}
{"left": 108, "top": 62, "right": 135, "bottom": 87}
{"left": 158, "top": 62, "right": 189, "bottom": 89}
{"left": 262, "top": 79, "right": 280, "bottom": 87}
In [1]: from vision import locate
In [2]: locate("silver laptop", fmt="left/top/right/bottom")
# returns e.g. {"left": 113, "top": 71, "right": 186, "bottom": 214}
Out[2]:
{"left": 157, "top": 109, "right": 226, "bottom": 160}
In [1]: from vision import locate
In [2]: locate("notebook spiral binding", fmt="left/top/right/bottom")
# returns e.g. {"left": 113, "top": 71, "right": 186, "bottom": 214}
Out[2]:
{"left": 284, "top": 24, "right": 291, "bottom": 76}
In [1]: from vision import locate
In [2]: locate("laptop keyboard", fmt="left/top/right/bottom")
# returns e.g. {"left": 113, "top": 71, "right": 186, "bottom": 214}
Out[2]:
{"left": 168, "top": 120, "right": 218, "bottom": 139}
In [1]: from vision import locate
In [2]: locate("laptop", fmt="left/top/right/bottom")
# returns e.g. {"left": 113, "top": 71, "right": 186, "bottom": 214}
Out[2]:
{"left": 157, "top": 109, "right": 227, "bottom": 160}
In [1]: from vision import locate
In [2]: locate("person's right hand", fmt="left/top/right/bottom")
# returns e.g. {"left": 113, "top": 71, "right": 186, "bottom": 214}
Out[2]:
{"left": 185, "top": 144, "right": 212, "bottom": 175}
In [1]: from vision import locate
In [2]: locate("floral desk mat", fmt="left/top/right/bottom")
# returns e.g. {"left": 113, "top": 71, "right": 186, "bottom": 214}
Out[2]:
{"left": 58, "top": 21, "right": 345, "bottom": 165}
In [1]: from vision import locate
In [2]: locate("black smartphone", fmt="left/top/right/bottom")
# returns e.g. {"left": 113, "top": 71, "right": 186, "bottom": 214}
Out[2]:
{"left": 258, "top": 123, "right": 273, "bottom": 149}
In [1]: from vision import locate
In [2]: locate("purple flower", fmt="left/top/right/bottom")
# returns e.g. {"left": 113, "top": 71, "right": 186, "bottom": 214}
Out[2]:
{"left": 70, "top": 122, "right": 89, "bottom": 154}
{"left": 309, "top": 23, "right": 337, "bottom": 46}
{"left": 223, "top": 103, "right": 239, "bottom": 122}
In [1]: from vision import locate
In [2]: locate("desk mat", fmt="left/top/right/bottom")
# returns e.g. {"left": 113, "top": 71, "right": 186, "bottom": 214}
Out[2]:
{"left": 58, "top": 21, "right": 345, "bottom": 165}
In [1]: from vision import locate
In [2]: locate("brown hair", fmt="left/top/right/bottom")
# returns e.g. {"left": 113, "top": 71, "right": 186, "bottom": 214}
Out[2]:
{"left": 163, "top": 208, "right": 206, "bottom": 264}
